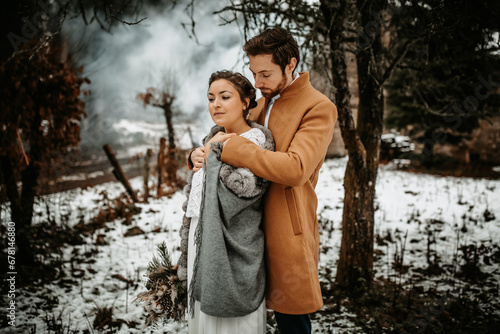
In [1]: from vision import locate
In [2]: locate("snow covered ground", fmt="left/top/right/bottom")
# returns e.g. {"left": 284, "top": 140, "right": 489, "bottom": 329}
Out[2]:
{"left": 2, "top": 156, "right": 500, "bottom": 333}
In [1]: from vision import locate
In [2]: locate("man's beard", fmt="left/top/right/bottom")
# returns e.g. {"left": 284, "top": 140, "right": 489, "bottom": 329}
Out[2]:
{"left": 260, "top": 74, "right": 288, "bottom": 99}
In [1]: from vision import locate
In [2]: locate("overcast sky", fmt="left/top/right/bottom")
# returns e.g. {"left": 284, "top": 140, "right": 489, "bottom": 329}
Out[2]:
{"left": 62, "top": 1, "right": 252, "bottom": 133}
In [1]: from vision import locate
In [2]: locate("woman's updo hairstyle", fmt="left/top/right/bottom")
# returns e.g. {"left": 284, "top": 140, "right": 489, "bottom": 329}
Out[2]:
{"left": 208, "top": 70, "right": 257, "bottom": 118}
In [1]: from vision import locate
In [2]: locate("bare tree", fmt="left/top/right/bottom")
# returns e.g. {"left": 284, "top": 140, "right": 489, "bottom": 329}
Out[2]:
{"left": 137, "top": 69, "right": 181, "bottom": 192}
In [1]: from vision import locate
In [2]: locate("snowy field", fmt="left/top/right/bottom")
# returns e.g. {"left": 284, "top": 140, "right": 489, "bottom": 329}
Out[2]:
{"left": 2, "top": 156, "right": 500, "bottom": 333}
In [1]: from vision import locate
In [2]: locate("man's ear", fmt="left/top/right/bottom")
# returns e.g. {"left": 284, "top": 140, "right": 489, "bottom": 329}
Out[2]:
{"left": 288, "top": 57, "right": 298, "bottom": 73}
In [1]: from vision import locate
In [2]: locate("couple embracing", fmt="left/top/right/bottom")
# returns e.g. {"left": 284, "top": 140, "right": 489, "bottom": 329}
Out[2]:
{"left": 177, "top": 27, "right": 338, "bottom": 334}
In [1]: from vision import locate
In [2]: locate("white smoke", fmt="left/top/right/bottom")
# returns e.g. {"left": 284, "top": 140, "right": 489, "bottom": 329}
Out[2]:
{"left": 62, "top": 1, "right": 252, "bottom": 149}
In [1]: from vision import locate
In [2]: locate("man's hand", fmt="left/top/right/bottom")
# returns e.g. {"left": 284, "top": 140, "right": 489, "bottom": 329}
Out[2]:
{"left": 208, "top": 132, "right": 235, "bottom": 146}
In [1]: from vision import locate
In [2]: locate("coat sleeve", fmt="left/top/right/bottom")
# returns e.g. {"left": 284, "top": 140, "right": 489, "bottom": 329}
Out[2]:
{"left": 221, "top": 100, "right": 337, "bottom": 187}
{"left": 186, "top": 148, "right": 196, "bottom": 170}
{"left": 211, "top": 139, "right": 271, "bottom": 199}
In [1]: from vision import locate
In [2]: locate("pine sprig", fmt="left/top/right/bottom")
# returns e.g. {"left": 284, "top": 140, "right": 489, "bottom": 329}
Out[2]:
{"left": 135, "top": 242, "right": 187, "bottom": 325}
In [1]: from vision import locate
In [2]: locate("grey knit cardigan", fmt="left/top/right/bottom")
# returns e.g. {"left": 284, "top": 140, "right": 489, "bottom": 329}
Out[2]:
{"left": 177, "top": 121, "right": 275, "bottom": 318}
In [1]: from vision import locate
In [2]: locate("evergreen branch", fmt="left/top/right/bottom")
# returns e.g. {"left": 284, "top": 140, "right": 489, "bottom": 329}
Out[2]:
{"left": 415, "top": 88, "right": 452, "bottom": 117}
{"left": 135, "top": 241, "right": 187, "bottom": 325}
{"left": 380, "top": 38, "right": 414, "bottom": 85}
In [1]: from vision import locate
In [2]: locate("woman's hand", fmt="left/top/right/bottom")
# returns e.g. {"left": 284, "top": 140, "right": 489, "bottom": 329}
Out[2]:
{"left": 204, "top": 132, "right": 236, "bottom": 161}
{"left": 190, "top": 147, "right": 205, "bottom": 172}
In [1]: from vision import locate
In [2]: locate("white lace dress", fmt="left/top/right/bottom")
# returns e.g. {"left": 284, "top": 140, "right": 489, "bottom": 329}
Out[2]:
{"left": 185, "top": 128, "right": 267, "bottom": 334}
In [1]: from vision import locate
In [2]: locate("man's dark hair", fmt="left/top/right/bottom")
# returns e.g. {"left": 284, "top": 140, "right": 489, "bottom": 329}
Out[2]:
{"left": 244, "top": 27, "right": 300, "bottom": 74}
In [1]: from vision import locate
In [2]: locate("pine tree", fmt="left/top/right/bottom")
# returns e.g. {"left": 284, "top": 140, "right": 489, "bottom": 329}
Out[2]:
{"left": 385, "top": 0, "right": 500, "bottom": 165}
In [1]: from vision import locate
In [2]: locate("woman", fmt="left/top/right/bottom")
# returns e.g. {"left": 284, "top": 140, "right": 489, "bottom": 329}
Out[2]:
{"left": 177, "top": 70, "right": 274, "bottom": 334}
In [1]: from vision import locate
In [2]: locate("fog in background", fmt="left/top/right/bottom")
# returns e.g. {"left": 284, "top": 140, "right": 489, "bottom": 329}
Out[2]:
{"left": 62, "top": 1, "right": 254, "bottom": 152}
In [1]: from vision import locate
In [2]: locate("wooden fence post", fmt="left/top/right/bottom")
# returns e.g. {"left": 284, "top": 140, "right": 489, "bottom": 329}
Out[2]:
{"left": 143, "top": 148, "right": 153, "bottom": 200}
{"left": 157, "top": 137, "right": 166, "bottom": 197}
{"left": 102, "top": 144, "right": 139, "bottom": 202}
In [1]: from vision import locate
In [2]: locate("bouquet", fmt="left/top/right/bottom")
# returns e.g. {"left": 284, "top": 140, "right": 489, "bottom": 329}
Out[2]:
{"left": 135, "top": 242, "right": 187, "bottom": 325}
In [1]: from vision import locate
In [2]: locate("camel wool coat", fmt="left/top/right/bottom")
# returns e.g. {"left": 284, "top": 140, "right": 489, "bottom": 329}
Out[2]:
{"left": 221, "top": 72, "right": 337, "bottom": 315}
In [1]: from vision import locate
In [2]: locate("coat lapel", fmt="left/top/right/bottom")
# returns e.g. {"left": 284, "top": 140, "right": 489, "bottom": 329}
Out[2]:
{"left": 267, "top": 72, "right": 310, "bottom": 150}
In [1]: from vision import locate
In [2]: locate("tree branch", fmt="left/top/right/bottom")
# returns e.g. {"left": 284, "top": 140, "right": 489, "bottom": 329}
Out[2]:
{"left": 28, "top": 1, "right": 71, "bottom": 61}
{"left": 110, "top": 15, "right": 147, "bottom": 26}
{"left": 415, "top": 88, "right": 452, "bottom": 117}
{"left": 380, "top": 38, "right": 418, "bottom": 85}
{"left": 78, "top": 0, "right": 88, "bottom": 25}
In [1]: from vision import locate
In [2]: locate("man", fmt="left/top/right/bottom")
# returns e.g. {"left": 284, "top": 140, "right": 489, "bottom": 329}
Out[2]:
{"left": 190, "top": 27, "right": 337, "bottom": 334}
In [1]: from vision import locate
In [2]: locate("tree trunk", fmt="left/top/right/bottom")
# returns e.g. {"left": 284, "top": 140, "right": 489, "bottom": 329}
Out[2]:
{"left": 0, "top": 124, "right": 38, "bottom": 267}
{"left": 19, "top": 160, "right": 40, "bottom": 267}
{"left": 164, "top": 103, "right": 176, "bottom": 153}
{"left": 1, "top": 156, "right": 35, "bottom": 267}
{"left": 163, "top": 103, "right": 177, "bottom": 188}
{"left": 336, "top": 68, "right": 383, "bottom": 293}
{"left": 421, "top": 128, "right": 437, "bottom": 167}
{"left": 324, "top": 0, "right": 385, "bottom": 293}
